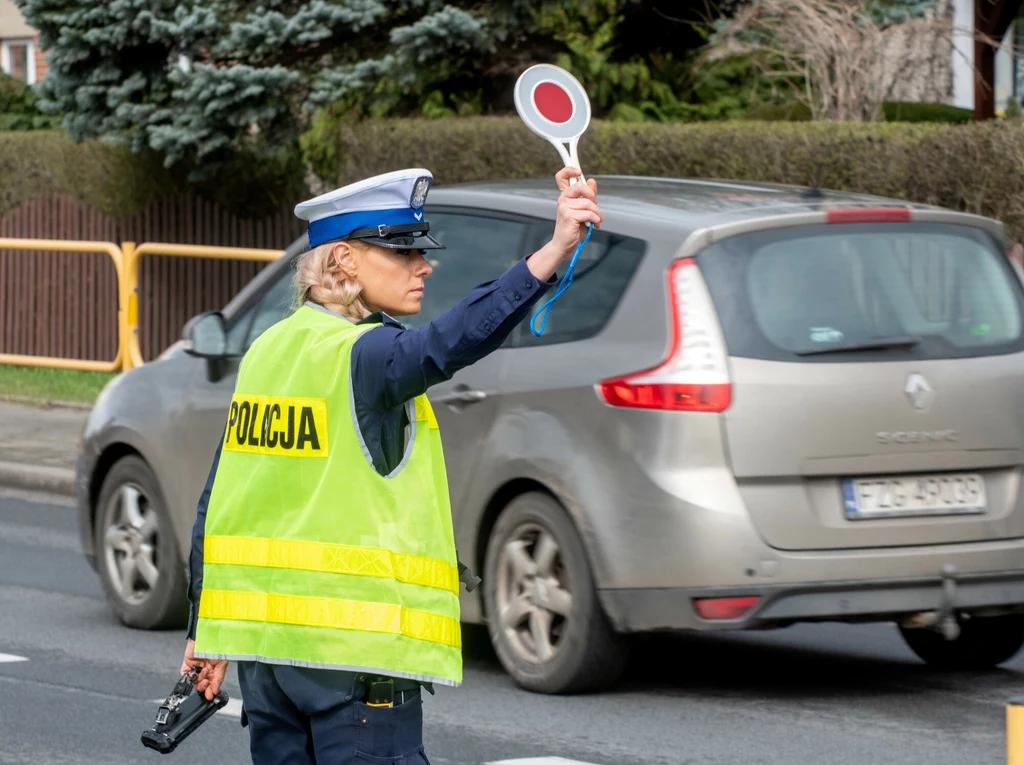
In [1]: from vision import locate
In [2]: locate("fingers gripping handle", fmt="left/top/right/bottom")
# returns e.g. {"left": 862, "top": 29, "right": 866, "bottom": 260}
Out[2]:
{"left": 550, "top": 137, "right": 585, "bottom": 185}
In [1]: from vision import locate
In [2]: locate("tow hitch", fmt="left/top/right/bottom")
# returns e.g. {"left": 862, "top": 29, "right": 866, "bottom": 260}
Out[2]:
{"left": 933, "top": 564, "right": 960, "bottom": 640}
{"left": 899, "top": 564, "right": 961, "bottom": 640}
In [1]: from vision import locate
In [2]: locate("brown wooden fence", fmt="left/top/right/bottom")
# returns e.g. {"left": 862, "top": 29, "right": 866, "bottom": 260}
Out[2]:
{"left": 0, "top": 195, "right": 304, "bottom": 364}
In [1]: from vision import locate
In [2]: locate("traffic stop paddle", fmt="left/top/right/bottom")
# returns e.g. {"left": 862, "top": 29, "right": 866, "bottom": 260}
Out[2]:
{"left": 514, "top": 64, "right": 594, "bottom": 337}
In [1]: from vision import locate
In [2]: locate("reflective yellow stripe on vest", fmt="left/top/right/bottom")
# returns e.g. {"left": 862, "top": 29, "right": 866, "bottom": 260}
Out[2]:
{"left": 205, "top": 536, "right": 460, "bottom": 595}
{"left": 200, "top": 590, "right": 462, "bottom": 648}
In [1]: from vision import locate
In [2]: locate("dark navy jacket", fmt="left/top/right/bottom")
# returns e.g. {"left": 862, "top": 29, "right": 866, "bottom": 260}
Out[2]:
{"left": 186, "top": 257, "right": 552, "bottom": 639}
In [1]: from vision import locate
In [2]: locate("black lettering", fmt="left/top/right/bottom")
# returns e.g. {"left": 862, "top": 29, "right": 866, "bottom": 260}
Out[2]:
{"left": 226, "top": 402, "right": 238, "bottom": 444}
{"left": 247, "top": 403, "right": 261, "bottom": 446}
{"left": 279, "top": 406, "right": 295, "bottom": 449}
{"left": 266, "top": 405, "right": 281, "bottom": 448}
{"left": 260, "top": 404, "right": 272, "bottom": 447}
{"left": 236, "top": 401, "right": 251, "bottom": 444}
{"left": 297, "top": 407, "right": 321, "bottom": 451}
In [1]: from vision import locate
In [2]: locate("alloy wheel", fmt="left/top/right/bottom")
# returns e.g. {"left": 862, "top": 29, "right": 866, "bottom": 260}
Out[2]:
{"left": 102, "top": 483, "right": 161, "bottom": 606}
{"left": 495, "top": 523, "right": 573, "bottom": 664}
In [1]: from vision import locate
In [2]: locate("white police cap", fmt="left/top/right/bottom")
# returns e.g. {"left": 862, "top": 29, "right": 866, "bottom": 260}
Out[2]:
{"left": 294, "top": 168, "right": 444, "bottom": 251}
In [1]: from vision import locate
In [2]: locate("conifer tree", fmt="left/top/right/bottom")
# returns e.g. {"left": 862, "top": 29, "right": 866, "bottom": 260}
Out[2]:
{"left": 15, "top": 0, "right": 524, "bottom": 174}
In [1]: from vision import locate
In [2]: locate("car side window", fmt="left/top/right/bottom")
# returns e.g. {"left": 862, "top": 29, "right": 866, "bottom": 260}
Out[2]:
{"left": 514, "top": 229, "right": 646, "bottom": 346}
{"left": 401, "top": 211, "right": 530, "bottom": 329}
{"left": 244, "top": 268, "right": 297, "bottom": 348}
{"left": 223, "top": 266, "right": 296, "bottom": 354}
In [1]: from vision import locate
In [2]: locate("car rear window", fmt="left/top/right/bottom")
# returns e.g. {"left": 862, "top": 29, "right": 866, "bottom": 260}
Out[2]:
{"left": 698, "top": 223, "right": 1024, "bottom": 362}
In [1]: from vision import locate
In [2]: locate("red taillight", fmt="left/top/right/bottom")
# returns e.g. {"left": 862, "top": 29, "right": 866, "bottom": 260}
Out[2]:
{"left": 597, "top": 259, "right": 732, "bottom": 413}
{"left": 597, "top": 381, "right": 731, "bottom": 412}
{"left": 826, "top": 208, "right": 911, "bottom": 224}
{"left": 693, "top": 596, "right": 760, "bottom": 621}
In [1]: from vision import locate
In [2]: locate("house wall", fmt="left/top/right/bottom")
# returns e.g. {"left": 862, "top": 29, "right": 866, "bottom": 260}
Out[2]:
{"left": 0, "top": 0, "right": 44, "bottom": 84}
{"left": 877, "top": 0, "right": 1021, "bottom": 113}
{"left": 33, "top": 41, "right": 45, "bottom": 81}
{"left": 952, "top": 0, "right": 975, "bottom": 108}
{"left": 0, "top": 0, "right": 35, "bottom": 38}
{"left": 882, "top": 0, "right": 955, "bottom": 104}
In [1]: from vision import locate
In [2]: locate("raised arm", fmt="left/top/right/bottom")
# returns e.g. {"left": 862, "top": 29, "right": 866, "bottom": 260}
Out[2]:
{"left": 353, "top": 168, "right": 600, "bottom": 410}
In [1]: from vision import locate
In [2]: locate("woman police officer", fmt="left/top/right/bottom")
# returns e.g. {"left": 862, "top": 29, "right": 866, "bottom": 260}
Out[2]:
{"left": 179, "top": 165, "right": 602, "bottom": 765}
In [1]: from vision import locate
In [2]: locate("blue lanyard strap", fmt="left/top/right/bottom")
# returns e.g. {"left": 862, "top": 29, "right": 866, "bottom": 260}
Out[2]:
{"left": 530, "top": 223, "right": 594, "bottom": 338}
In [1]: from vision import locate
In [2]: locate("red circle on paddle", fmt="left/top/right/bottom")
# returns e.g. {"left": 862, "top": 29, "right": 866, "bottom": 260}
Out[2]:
{"left": 533, "top": 82, "right": 573, "bottom": 124}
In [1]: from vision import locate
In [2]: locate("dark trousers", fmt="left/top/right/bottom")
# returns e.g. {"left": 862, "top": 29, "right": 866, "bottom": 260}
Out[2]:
{"left": 237, "top": 661, "right": 430, "bottom": 765}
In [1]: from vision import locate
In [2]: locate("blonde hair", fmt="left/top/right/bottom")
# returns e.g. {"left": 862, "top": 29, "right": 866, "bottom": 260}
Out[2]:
{"left": 293, "top": 241, "right": 371, "bottom": 322}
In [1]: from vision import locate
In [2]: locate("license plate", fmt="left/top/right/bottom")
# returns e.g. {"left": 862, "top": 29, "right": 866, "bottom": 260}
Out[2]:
{"left": 842, "top": 473, "right": 986, "bottom": 520}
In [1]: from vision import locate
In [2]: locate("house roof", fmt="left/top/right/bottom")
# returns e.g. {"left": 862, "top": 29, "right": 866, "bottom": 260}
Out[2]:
{"left": 0, "top": 0, "right": 36, "bottom": 39}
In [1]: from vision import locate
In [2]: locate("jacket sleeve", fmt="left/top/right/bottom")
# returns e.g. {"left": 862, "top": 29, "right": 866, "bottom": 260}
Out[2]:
{"left": 351, "top": 257, "right": 554, "bottom": 411}
{"left": 186, "top": 440, "right": 223, "bottom": 641}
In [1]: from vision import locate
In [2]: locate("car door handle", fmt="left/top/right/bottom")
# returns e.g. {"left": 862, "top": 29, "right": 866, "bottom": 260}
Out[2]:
{"left": 435, "top": 386, "right": 487, "bottom": 406}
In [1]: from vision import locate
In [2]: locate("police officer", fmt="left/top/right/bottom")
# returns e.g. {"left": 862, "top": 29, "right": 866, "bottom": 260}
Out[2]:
{"left": 179, "top": 165, "right": 602, "bottom": 765}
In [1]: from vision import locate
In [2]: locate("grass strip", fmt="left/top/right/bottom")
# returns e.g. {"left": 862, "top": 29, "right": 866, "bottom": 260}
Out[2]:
{"left": 0, "top": 364, "right": 114, "bottom": 405}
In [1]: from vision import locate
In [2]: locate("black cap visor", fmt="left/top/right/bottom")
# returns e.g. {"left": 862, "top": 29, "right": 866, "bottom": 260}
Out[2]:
{"left": 345, "top": 222, "right": 445, "bottom": 251}
{"left": 355, "top": 232, "right": 445, "bottom": 250}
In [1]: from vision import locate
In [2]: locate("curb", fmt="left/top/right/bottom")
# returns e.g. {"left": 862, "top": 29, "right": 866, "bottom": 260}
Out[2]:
{"left": 0, "top": 394, "right": 93, "bottom": 411}
{"left": 0, "top": 460, "right": 75, "bottom": 497}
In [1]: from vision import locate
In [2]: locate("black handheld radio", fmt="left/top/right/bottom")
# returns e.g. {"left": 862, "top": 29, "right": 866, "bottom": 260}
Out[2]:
{"left": 141, "top": 666, "right": 229, "bottom": 754}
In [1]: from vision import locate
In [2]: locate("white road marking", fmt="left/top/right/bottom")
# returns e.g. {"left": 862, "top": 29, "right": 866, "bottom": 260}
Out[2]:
{"left": 0, "top": 653, "right": 28, "bottom": 663}
{"left": 486, "top": 759, "right": 599, "bottom": 765}
{"left": 217, "top": 697, "right": 243, "bottom": 719}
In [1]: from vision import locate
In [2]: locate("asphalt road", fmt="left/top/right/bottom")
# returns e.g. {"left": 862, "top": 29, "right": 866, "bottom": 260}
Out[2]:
{"left": 1, "top": 489, "right": 1021, "bottom": 765}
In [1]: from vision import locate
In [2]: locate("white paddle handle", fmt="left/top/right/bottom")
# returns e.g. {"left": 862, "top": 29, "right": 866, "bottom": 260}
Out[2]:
{"left": 549, "top": 137, "right": 585, "bottom": 185}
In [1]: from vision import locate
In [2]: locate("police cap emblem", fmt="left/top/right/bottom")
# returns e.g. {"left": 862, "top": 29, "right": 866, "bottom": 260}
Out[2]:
{"left": 410, "top": 176, "right": 431, "bottom": 210}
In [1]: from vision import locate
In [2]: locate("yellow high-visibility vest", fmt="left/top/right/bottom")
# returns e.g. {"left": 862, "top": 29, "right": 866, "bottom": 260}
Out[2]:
{"left": 194, "top": 304, "right": 462, "bottom": 687}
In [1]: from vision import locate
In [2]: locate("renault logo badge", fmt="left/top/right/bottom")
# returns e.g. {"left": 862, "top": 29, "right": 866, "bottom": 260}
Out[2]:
{"left": 905, "top": 373, "right": 934, "bottom": 411}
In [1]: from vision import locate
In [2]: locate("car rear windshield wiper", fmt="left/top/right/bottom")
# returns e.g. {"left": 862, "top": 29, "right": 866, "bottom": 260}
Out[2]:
{"left": 795, "top": 335, "right": 922, "bottom": 356}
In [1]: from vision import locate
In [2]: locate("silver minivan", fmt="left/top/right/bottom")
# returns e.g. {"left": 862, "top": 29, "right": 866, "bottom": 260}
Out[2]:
{"left": 77, "top": 177, "right": 1024, "bottom": 693}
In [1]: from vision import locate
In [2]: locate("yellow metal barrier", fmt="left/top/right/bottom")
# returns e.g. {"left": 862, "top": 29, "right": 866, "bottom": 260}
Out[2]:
{"left": 0, "top": 239, "right": 284, "bottom": 373}
{"left": 0, "top": 238, "right": 125, "bottom": 372}
{"left": 1011, "top": 697, "right": 1024, "bottom": 765}
{"left": 122, "top": 242, "right": 283, "bottom": 370}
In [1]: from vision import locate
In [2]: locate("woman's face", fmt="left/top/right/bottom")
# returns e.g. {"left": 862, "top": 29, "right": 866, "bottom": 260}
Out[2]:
{"left": 340, "top": 242, "right": 434, "bottom": 317}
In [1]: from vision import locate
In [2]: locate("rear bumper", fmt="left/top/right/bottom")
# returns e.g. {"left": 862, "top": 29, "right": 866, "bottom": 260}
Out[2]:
{"left": 600, "top": 569, "right": 1024, "bottom": 632}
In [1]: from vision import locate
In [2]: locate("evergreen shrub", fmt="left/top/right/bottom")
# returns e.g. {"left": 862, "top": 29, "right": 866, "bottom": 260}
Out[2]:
{"left": 306, "top": 117, "right": 1024, "bottom": 241}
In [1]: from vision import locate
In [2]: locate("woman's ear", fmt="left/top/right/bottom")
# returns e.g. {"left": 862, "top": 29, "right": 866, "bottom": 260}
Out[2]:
{"left": 332, "top": 243, "right": 358, "bottom": 278}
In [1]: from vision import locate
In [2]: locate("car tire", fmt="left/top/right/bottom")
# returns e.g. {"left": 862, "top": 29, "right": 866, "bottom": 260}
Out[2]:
{"left": 483, "top": 491, "right": 627, "bottom": 694}
{"left": 94, "top": 455, "right": 188, "bottom": 630}
{"left": 899, "top": 615, "right": 1024, "bottom": 670}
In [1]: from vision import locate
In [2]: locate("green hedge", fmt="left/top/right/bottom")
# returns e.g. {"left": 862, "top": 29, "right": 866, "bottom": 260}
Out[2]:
{"left": 0, "top": 131, "right": 172, "bottom": 216}
{"left": 882, "top": 101, "right": 973, "bottom": 124}
{"left": 0, "top": 131, "right": 305, "bottom": 219}
{"left": 741, "top": 102, "right": 812, "bottom": 121}
{"left": 5, "top": 117, "right": 1024, "bottom": 240}
{"left": 740, "top": 102, "right": 973, "bottom": 124}
{"left": 308, "top": 117, "right": 1024, "bottom": 242}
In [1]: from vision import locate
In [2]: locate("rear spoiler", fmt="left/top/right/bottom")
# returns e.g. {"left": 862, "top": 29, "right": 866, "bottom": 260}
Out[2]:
{"left": 676, "top": 209, "right": 1007, "bottom": 261}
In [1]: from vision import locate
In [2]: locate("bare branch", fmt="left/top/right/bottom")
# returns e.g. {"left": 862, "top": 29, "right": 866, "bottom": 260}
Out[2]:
{"left": 703, "top": 0, "right": 998, "bottom": 121}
